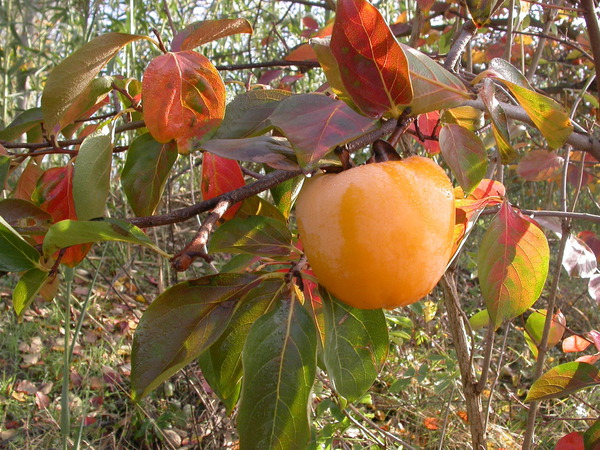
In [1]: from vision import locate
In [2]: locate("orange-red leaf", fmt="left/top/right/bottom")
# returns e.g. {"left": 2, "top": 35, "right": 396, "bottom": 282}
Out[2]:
{"left": 201, "top": 153, "right": 245, "bottom": 220}
{"left": 331, "top": 0, "right": 412, "bottom": 118}
{"left": 31, "top": 163, "right": 91, "bottom": 266}
{"left": 171, "top": 19, "right": 252, "bottom": 52}
{"left": 563, "top": 335, "right": 592, "bottom": 353}
{"left": 478, "top": 202, "right": 550, "bottom": 329}
{"left": 142, "top": 51, "right": 225, "bottom": 154}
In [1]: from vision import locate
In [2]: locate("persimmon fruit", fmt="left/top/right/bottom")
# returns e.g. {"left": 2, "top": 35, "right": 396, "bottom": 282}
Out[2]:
{"left": 296, "top": 156, "right": 455, "bottom": 310}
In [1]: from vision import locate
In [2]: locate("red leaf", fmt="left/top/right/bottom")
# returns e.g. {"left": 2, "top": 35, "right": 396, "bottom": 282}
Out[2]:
{"left": 478, "top": 202, "right": 550, "bottom": 329}
{"left": 517, "top": 150, "right": 564, "bottom": 181}
{"left": 31, "top": 163, "right": 91, "bottom": 266}
{"left": 13, "top": 159, "right": 44, "bottom": 201}
{"left": 302, "top": 16, "right": 319, "bottom": 31}
{"left": 410, "top": 111, "right": 441, "bottom": 154}
{"left": 285, "top": 44, "right": 318, "bottom": 62}
{"left": 142, "top": 51, "right": 225, "bottom": 154}
{"left": 555, "top": 432, "right": 584, "bottom": 450}
{"left": 331, "top": 0, "right": 412, "bottom": 118}
{"left": 201, "top": 153, "right": 245, "bottom": 220}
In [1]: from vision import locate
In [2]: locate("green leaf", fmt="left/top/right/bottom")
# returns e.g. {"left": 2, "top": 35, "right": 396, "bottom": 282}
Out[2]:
{"left": 478, "top": 202, "right": 550, "bottom": 329}
{"left": 131, "top": 273, "right": 260, "bottom": 400}
{"left": 200, "top": 136, "right": 299, "bottom": 170}
{"left": 268, "top": 93, "right": 377, "bottom": 170}
{"left": 13, "top": 268, "right": 50, "bottom": 321}
{"left": 468, "top": 309, "right": 490, "bottom": 330}
{"left": 270, "top": 174, "right": 304, "bottom": 219}
{"left": 525, "top": 362, "right": 600, "bottom": 402}
{"left": 199, "top": 278, "right": 286, "bottom": 412}
{"left": 209, "top": 215, "right": 295, "bottom": 257}
{"left": 42, "top": 33, "right": 147, "bottom": 135}
{"left": 121, "top": 133, "right": 178, "bottom": 216}
{"left": 584, "top": 418, "right": 600, "bottom": 450}
{"left": 439, "top": 124, "right": 487, "bottom": 194}
{"left": 42, "top": 218, "right": 171, "bottom": 259}
{"left": 0, "top": 108, "right": 43, "bottom": 141}
{"left": 0, "top": 155, "right": 10, "bottom": 191}
{"left": 237, "top": 297, "right": 317, "bottom": 449}
{"left": 0, "top": 199, "right": 52, "bottom": 236}
{"left": 214, "top": 89, "right": 292, "bottom": 139}
{"left": 321, "top": 289, "right": 388, "bottom": 402}
{"left": 0, "top": 217, "right": 41, "bottom": 272}
{"left": 59, "top": 76, "right": 114, "bottom": 136}
{"left": 401, "top": 44, "right": 473, "bottom": 115}
{"left": 73, "top": 133, "right": 113, "bottom": 220}
{"left": 495, "top": 79, "right": 573, "bottom": 149}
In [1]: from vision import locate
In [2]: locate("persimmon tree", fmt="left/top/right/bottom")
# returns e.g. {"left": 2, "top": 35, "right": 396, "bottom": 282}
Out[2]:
{"left": 2, "top": 0, "right": 600, "bottom": 448}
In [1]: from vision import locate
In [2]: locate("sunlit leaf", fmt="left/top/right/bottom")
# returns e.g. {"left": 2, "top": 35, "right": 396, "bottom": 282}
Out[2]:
{"left": 525, "top": 362, "right": 600, "bottom": 402}
{"left": 131, "top": 273, "right": 260, "bottom": 400}
{"left": 12, "top": 268, "right": 50, "bottom": 321}
{"left": 563, "top": 335, "right": 592, "bottom": 353}
{"left": 321, "top": 289, "right": 388, "bottom": 401}
{"left": 441, "top": 105, "right": 484, "bottom": 131}
{"left": 331, "top": 0, "right": 412, "bottom": 118}
{"left": 200, "top": 136, "right": 299, "bottom": 170}
{"left": 171, "top": 19, "right": 252, "bottom": 52}
{"left": 214, "top": 89, "right": 292, "bottom": 139}
{"left": 285, "top": 43, "right": 318, "bottom": 62}
{"left": 524, "top": 309, "right": 566, "bottom": 349}
{"left": 562, "top": 235, "right": 597, "bottom": 278}
{"left": 209, "top": 215, "right": 295, "bottom": 257}
{"left": 237, "top": 297, "right": 317, "bottom": 449}
{"left": 516, "top": 150, "right": 564, "bottom": 181}
{"left": 469, "top": 309, "right": 490, "bottom": 330}
{"left": 199, "top": 278, "right": 286, "bottom": 412}
{"left": 410, "top": 111, "right": 441, "bottom": 154}
{"left": 402, "top": 44, "right": 473, "bottom": 115}
{"left": 480, "top": 79, "right": 517, "bottom": 163}
{"left": 73, "top": 132, "right": 113, "bottom": 220}
{"left": 478, "top": 202, "right": 550, "bottom": 329}
{"left": 269, "top": 94, "right": 377, "bottom": 170}
{"left": 201, "top": 153, "right": 245, "bottom": 220}
{"left": 495, "top": 79, "right": 573, "bottom": 149}
{"left": 121, "top": 133, "right": 178, "bottom": 217}
{"left": 439, "top": 123, "right": 487, "bottom": 194}
{"left": 0, "top": 199, "right": 52, "bottom": 236}
{"left": 0, "top": 108, "right": 43, "bottom": 141}
{"left": 142, "top": 50, "right": 225, "bottom": 154}
{"left": 42, "top": 33, "right": 146, "bottom": 135}
{"left": 452, "top": 179, "right": 505, "bottom": 258}
{"left": 43, "top": 218, "right": 171, "bottom": 259}
{"left": 311, "top": 37, "right": 348, "bottom": 99}
{"left": 0, "top": 217, "right": 41, "bottom": 272}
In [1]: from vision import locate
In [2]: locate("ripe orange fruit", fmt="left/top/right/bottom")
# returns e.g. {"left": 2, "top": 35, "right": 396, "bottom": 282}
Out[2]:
{"left": 295, "top": 156, "right": 455, "bottom": 310}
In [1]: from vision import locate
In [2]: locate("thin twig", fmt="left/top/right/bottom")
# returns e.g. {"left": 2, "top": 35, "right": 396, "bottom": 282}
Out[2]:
{"left": 581, "top": 0, "right": 600, "bottom": 101}
{"left": 476, "top": 322, "right": 495, "bottom": 394}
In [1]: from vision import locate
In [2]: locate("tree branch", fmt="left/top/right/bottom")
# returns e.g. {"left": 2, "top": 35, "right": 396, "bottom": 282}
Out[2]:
{"left": 581, "top": 0, "right": 600, "bottom": 103}
{"left": 464, "top": 99, "right": 600, "bottom": 161}
{"left": 127, "top": 168, "right": 303, "bottom": 228}
{"left": 444, "top": 20, "right": 477, "bottom": 72}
